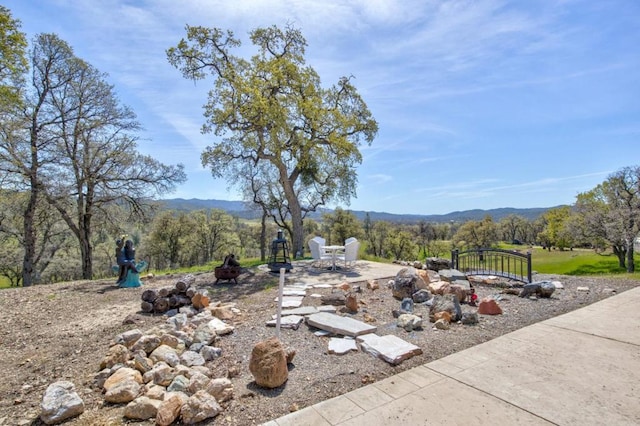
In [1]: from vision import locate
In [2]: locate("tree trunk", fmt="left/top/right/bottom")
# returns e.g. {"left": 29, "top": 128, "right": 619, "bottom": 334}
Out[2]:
{"left": 141, "top": 289, "right": 159, "bottom": 303}
{"left": 260, "top": 210, "right": 267, "bottom": 261}
{"left": 22, "top": 187, "right": 38, "bottom": 287}
{"left": 626, "top": 246, "right": 635, "bottom": 273}
{"left": 153, "top": 297, "right": 170, "bottom": 313}
{"left": 140, "top": 301, "right": 154, "bottom": 313}
{"left": 613, "top": 246, "right": 626, "bottom": 268}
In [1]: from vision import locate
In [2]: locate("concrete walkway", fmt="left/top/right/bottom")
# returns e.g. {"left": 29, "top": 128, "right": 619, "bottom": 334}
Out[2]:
{"left": 263, "top": 276, "right": 640, "bottom": 426}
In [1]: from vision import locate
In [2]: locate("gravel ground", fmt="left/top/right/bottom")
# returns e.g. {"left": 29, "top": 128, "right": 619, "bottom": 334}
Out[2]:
{"left": 0, "top": 265, "right": 637, "bottom": 425}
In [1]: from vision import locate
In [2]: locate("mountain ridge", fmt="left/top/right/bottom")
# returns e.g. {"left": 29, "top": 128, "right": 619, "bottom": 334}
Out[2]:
{"left": 158, "top": 198, "right": 557, "bottom": 222}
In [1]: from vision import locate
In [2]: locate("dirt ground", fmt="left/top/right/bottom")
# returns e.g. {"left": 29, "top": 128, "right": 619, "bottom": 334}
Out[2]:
{"left": 0, "top": 264, "right": 637, "bottom": 425}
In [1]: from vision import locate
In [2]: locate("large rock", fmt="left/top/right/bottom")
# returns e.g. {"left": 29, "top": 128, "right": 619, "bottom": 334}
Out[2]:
{"left": 40, "top": 381, "right": 85, "bottom": 425}
{"left": 124, "top": 396, "right": 162, "bottom": 420}
{"left": 397, "top": 314, "right": 423, "bottom": 331}
{"left": 248, "top": 337, "right": 289, "bottom": 388}
{"left": 131, "top": 334, "right": 161, "bottom": 355}
{"left": 103, "top": 367, "right": 142, "bottom": 391}
{"left": 428, "top": 280, "right": 450, "bottom": 295}
{"left": 150, "top": 344, "right": 180, "bottom": 367}
{"left": 391, "top": 268, "right": 426, "bottom": 300}
{"left": 115, "top": 329, "right": 143, "bottom": 348}
{"left": 438, "top": 269, "right": 467, "bottom": 283}
{"left": 425, "top": 257, "right": 451, "bottom": 271}
{"left": 156, "top": 394, "right": 184, "bottom": 426}
{"left": 100, "top": 344, "right": 130, "bottom": 369}
{"left": 478, "top": 297, "right": 503, "bottom": 315}
{"left": 429, "top": 294, "right": 462, "bottom": 322}
{"left": 205, "top": 378, "right": 234, "bottom": 402}
{"left": 180, "top": 390, "right": 222, "bottom": 424}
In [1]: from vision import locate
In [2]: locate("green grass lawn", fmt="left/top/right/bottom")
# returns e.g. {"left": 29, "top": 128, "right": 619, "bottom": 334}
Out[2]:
{"left": 516, "top": 246, "right": 639, "bottom": 277}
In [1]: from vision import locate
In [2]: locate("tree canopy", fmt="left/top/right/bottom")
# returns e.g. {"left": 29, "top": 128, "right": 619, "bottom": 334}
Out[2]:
{"left": 167, "top": 24, "right": 378, "bottom": 256}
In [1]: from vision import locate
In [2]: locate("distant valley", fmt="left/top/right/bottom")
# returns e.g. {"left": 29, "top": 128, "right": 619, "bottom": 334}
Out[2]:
{"left": 158, "top": 198, "right": 556, "bottom": 223}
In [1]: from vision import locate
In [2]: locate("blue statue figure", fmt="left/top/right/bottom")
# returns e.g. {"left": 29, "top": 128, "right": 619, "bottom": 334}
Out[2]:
{"left": 114, "top": 238, "right": 147, "bottom": 287}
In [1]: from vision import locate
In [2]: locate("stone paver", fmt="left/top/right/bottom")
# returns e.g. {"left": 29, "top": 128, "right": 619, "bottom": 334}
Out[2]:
{"left": 307, "top": 312, "right": 377, "bottom": 337}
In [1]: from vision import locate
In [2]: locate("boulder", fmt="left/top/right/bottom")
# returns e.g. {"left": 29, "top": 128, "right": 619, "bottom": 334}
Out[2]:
{"left": 249, "top": 337, "right": 289, "bottom": 388}
{"left": 391, "top": 268, "right": 423, "bottom": 300}
{"left": 412, "top": 289, "right": 432, "bottom": 303}
{"left": 124, "top": 396, "right": 162, "bottom": 420}
{"left": 180, "top": 390, "right": 222, "bottom": 424}
{"left": 156, "top": 394, "right": 183, "bottom": 426}
{"left": 397, "top": 314, "right": 423, "bottom": 332}
{"left": 131, "top": 334, "right": 161, "bottom": 355}
{"left": 449, "top": 284, "right": 468, "bottom": 303}
{"left": 429, "top": 294, "right": 462, "bottom": 322}
{"left": 425, "top": 257, "right": 451, "bottom": 271}
{"left": 150, "top": 344, "right": 180, "bottom": 367}
{"left": 366, "top": 279, "right": 380, "bottom": 290}
{"left": 428, "top": 280, "right": 450, "bottom": 295}
{"left": 100, "top": 344, "right": 130, "bottom": 369}
{"left": 438, "top": 269, "right": 467, "bottom": 283}
{"left": 478, "top": 297, "right": 503, "bottom": 315}
{"left": 461, "top": 312, "right": 479, "bottom": 325}
{"left": 40, "top": 381, "right": 84, "bottom": 425}
{"left": 205, "top": 378, "right": 234, "bottom": 403}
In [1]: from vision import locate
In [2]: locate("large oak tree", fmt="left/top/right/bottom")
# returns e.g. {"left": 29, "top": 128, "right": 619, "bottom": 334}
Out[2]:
{"left": 167, "top": 25, "right": 378, "bottom": 256}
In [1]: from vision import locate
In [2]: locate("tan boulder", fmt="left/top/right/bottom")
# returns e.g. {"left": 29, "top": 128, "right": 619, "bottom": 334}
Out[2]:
{"left": 428, "top": 280, "right": 450, "bottom": 295}
{"left": 366, "top": 279, "right": 380, "bottom": 290}
{"left": 249, "top": 337, "right": 289, "bottom": 388}
{"left": 100, "top": 344, "right": 130, "bottom": 370}
{"left": 156, "top": 394, "right": 184, "bottom": 426}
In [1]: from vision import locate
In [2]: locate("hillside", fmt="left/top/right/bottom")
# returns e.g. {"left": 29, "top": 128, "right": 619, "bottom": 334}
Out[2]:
{"left": 158, "top": 198, "right": 556, "bottom": 222}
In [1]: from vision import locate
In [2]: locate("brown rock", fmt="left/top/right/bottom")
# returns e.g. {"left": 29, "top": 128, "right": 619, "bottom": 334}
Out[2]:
{"left": 192, "top": 291, "right": 210, "bottom": 309}
{"left": 432, "top": 311, "right": 451, "bottom": 323}
{"left": 345, "top": 293, "right": 358, "bottom": 313}
{"left": 210, "top": 306, "right": 234, "bottom": 320}
{"left": 448, "top": 284, "right": 468, "bottom": 303}
{"left": 337, "top": 281, "right": 351, "bottom": 291}
{"left": 103, "top": 367, "right": 142, "bottom": 391}
{"left": 428, "top": 280, "right": 450, "bottom": 295}
{"left": 156, "top": 394, "right": 183, "bottom": 426}
{"left": 180, "top": 390, "right": 221, "bottom": 424}
{"left": 478, "top": 297, "right": 503, "bottom": 315}
{"left": 366, "top": 280, "right": 380, "bottom": 290}
{"left": 248, "top": 337, "right": 288, "bottom": 388}
{"left": 415, "top": 270, "right": 432, "bottom": 289}
{"left": 100, "top": 344, "right": 130, "bottom": 370}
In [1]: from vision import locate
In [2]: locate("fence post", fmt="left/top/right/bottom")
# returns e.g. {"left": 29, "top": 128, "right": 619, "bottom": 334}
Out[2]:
{"left": 527, "top": 251, "right": 532, "bottom": 283}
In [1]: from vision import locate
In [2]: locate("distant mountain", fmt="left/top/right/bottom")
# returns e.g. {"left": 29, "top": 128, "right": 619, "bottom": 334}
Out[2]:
{"left": 158, "top": 198, "right": 555, "bottom": 223}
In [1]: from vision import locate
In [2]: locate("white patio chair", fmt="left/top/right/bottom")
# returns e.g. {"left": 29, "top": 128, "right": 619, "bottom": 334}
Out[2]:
{"left": 336, "top": 240, "right": 360, "bottom": 269}
{"left": 308, "top": 238, "right": 332, "bottom": 268}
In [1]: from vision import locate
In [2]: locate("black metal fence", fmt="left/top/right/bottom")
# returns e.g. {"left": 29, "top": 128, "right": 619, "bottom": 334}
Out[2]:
{"left": 451, "top": 248, "right": 532, "bottom": 283}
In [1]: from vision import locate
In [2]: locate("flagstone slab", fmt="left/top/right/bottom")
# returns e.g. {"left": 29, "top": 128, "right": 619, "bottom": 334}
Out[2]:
{"left": 328, "top": 337, "right": 358, "bottom": 355}
{"left": 317, "top": 305, "right": 337, "bottom": 313}
{"left": 356, "top": 334, "right": 423, "bottom": 365}
{"left": 271, "top": 306, "right": 319, "bottom": 319}
{"left": 283, "top": 289, "right": 307, "bottom": 297}
{"left": 307, "top": 312, "right": 377, "bottom": 337}
{"left": 274, "top": 296, "right": 304, "bottom": 308}
{"left": 266, "top": 315, "right": 305, "bottom": 330}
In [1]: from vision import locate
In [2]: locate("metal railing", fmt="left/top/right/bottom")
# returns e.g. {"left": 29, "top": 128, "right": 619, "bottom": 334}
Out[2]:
{"left": 451, "top": 248, "right": 532, "bottom": 283}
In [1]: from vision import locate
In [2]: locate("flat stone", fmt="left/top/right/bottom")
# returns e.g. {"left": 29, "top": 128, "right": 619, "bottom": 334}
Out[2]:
{"left": 282, "top": 289, "right": 307, "bottom": 296}
{"left": 314, "top": 330, "right": 332, "bottom": 337}
{"left": 274, "top": 296, "right": 304, "bottom": 308}
{"left": 313, "top": 284, "right": 333, "bottom": 288}
{"left": 317, "top": 305, "right": 337, "bottom": 313}
{"left": 265, "top": 315, "right": 305, "bottom": 330}
{"left": 271, "top": 306, "right": 318, "bottom": 319}
{"left": 307, "top": 312, "right": 377, "bottom": 337}
{"left": 328, "top": 337, "right": 358, "bottom": 355}
{"left": 356, "top": 334, "right": 423, "bottom": 365}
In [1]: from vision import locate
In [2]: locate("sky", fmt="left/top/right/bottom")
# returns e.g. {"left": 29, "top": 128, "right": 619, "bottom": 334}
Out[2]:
{"left": 4, "top": 0, "right": 640, "bottom": 215}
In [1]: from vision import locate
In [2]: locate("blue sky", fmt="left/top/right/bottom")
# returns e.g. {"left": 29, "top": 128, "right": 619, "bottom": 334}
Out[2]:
{"left": 5, "top": 0, "right": 640, "bottom": 215}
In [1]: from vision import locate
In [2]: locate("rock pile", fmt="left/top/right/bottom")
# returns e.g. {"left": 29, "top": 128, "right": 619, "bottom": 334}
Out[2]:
{"left": 92, "top": 279, "right": 238, "bottom": 424}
